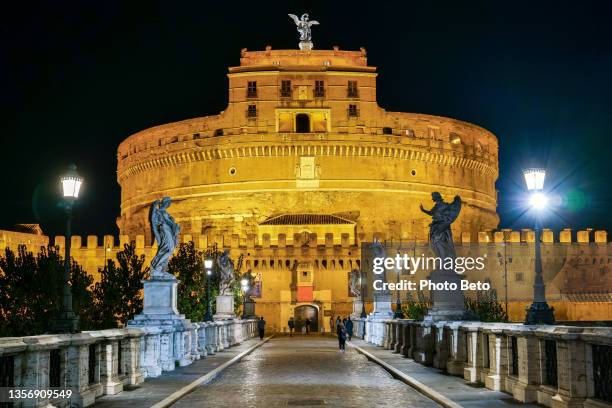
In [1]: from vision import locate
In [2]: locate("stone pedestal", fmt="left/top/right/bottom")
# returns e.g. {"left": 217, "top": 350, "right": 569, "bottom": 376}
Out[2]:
{"left": 352, "top": 300, "right": 364, "bottom": 318}
{"left": 243, "top": 298, "right": 256, "bottom": 318}
{"left": 142, "top": 279, "right": 179, "bottom": 315}
{"left": 424, "top": 269, "right": 476, "bottom": 322}
{"left": 369, "top": 291, "right": 393, "bottom": 319}
{"left": 127, "top": 278, "right": 192, "bottom": 377}
{"left": 299, "top": 41, "right": 313, "bottom": 51}
{"left": 214, "top": 295, "right": 235, "bottom": 319}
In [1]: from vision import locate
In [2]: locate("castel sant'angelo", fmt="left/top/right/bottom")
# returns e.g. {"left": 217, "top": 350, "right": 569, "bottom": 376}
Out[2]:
{"left": 1, "top": 28, "right": 610, "bottom": 330}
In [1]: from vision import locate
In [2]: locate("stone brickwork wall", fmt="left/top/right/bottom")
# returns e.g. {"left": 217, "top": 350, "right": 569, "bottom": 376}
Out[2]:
{"left": 2, "top": 227, "right": 608, "bottom": 328}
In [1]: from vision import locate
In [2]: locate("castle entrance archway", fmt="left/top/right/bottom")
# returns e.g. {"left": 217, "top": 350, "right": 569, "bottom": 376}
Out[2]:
{"left": 294, "top": 304, "right": 318, "bottom": 332}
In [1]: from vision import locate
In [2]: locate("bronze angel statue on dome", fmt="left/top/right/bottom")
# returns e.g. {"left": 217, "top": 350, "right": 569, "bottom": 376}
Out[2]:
{"left": 149, "top": 197, "right": 180, "bottom": 280}
{"left": 420, "top": 192, "right": 462, "bottom": 259}
{"left": 288, "top": 13, "right": 319, "bottom": 42}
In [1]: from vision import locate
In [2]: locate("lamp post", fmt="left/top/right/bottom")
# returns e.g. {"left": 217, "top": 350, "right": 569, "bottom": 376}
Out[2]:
{"left": 497, "top": 230, "right": 510, "bottom": 321}
{"left": 203, "top": 258, "right": 214, "bottom": 322}
{"left": 523, "top": 168, "right": 555, "bottom": 325}
{"left": 241, "top": 278, "right": 249, "bottom": 319}
{"left": 360, "top": 270, "right": 367, "bottom": 318}
{"left": 51, "top": 164, "right": 83, "bottom": 333}
{"left": 393, "top": 250, "right": 404, "bottom": 319}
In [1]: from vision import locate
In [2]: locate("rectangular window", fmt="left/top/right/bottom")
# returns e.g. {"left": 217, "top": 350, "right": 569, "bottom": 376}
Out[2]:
{"left": 347, "top": 80, "right": 359, "bottom": 97}
{"left": 247, "top": 81, "right": 257, "bottom": 98}
{"left": 280, "top": 80, "right": 292, "bottom": 98}
{"left": 515, "top": 272, "right": 524, "bottom": 282}
{"left": 348, "top": 104, "right": 359, "bottom": 117}
{"left": 314, "top": 80, "right": 325, "bottom": 97}
{"left": 247, "top": 104, "right": 257, "bottom": 118}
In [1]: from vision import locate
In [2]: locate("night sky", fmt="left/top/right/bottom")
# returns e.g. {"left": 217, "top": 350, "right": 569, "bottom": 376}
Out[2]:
{"left": 1, "top": 0, "right": 611, "bottom": 238}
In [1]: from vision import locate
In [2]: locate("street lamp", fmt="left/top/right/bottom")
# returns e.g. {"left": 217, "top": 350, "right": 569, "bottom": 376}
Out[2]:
{"left": 240, "top": 278, "right": 249, "bottom": 319}
{"left": 523, "top": 168, "right": 555, "bottom": 325}
{"left": 360, "top": 270, "right": 367, "bottom": 318}
{"left": 51, "top": 164, "right": 82, "bottom": 333}
{"left": 394, "top": 250, "right": 404, "bottom": 319}
{"left": 203, "top": 258, "right": 214, "bottom": 322}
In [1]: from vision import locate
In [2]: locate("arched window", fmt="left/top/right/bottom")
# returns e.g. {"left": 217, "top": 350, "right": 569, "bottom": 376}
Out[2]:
{"left": 296, "top": 113, "right": 310, "bottom": 133}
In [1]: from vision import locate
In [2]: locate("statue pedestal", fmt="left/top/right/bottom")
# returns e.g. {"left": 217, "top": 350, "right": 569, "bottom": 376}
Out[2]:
{"left": 128, "top": 278, "right": 193, "bottom": 376}
{"left": 299, "top": 41, "right": 313, "bottom": 51}
{"left": 243, "top": 298, "right": 256, "bottom": 318}
{"left": 214, "top": 295, "right": 235, "bottom": 319}
{"left": 424, "top": 269, "right": 476, "bottom": 322}
{"left": 352, "top": 300, "right": 364, "bottom": 318}
{"left": 142, "top": 279, "right": 179, "bottom": 315}
{"left": 369, "top": 291, "right": 393, "bottom": 319}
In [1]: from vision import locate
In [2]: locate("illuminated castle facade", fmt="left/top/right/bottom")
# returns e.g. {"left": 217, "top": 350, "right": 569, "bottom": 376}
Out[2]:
{"left": 10, "top": 47, "right": 608, "bottom": 331}
{"left": 116, "top": 46, "right": 499, "bottom": 241}
{"left": 111, "top": 45, "right": 502, "bottom": 329}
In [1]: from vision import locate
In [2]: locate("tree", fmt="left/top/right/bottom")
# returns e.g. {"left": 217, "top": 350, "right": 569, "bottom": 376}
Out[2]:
{"left": 465, "top": 287, "right": 508, "bottom": 322}
{"left": 91, "top": 243, "right": 148, "bottom": 328}
{"left": 168, "top": 241, "right": 207, "bottom": 321}
{"left": 0, "top": 245, "right": 94, "bottom": 336}
{"left": 402, "top": 291, "right": 431, "bottom": 321}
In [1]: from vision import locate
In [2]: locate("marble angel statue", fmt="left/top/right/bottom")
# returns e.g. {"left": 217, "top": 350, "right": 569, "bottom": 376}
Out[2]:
{"left": 217, "top": 249, "right": 235, "bottom": 295}
{"left": 420, "top": 192, "right": 462, "bottom": 259}
{"left": 149, "top": 197, "right": 180, "bottom": 280}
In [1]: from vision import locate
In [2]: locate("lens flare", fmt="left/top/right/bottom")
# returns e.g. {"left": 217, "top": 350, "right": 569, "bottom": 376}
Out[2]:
{"left": 529, "top": 192, "right": 548, "bottom": 209}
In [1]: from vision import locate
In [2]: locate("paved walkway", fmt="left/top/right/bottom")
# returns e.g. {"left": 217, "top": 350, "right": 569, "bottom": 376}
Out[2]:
{"left": 350, "top": 339, "right": 540, "bottom": 408}
{"left": 94, "top": 338, "right": 263, "bottom": 408}
{"left": 173, "top": 335, "right": 441, "bottom": 408}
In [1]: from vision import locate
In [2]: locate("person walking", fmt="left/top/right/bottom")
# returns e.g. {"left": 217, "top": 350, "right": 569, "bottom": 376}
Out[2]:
{"left": 335, "top": 316, "right": 341, "bottom": 333}
{"left": 329, "top": 316, "right": 335, "bottom": 335}
{"left": 337, "top": 321, "right": 347, "bottom": 352}
{"left": 305, "top": 318, "right": 311, "bottom": 335}
{"left": 288, "top": 317, "right": 295, "bottom": 337}
{"left": 345, "top": 316, "right": 354, "bottom": 341}
{"left": 257, "top": 316, "right": 266, "bottom": 340}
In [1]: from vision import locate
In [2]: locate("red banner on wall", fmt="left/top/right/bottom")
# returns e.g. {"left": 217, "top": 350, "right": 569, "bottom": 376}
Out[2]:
{"left": 297, "top": 286, "right": 313, "bottom": 302}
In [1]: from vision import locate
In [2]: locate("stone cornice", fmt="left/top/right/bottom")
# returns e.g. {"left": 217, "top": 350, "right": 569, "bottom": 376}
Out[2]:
{"left": 118, "top": 137, "right": 498, "bottom": 183}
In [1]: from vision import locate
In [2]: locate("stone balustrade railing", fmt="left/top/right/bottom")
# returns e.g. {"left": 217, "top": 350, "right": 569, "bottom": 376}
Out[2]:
{"left": 0, "top": 319, "right": 258, "bottom": 407}
{"left": 353, "top": 318, "right": 612, "bottom": 408}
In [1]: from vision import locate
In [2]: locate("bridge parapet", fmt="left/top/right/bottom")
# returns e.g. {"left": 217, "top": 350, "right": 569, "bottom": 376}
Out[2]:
{"left": 354, "top": 317, "right": 612, "bottom": 408}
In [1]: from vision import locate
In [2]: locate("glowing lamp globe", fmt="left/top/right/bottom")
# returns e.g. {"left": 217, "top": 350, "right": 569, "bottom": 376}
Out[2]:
{"left": 529, "top": 192, "right": 548, "bottom": 209}
{"left": 61, "top": 164, "right": 83, "bottom": 199}
{"left": 523, "top": 168, "right": 546, "bottom": 191}
{"left": 204, "top": 259, "right": 213, "bottom": 269}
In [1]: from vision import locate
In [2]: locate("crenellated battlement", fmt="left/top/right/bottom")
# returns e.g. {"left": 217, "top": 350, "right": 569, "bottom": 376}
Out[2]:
{"left": 2, "top": 227, "right": 609, "bottom": 323}
{"left": 1, "top": 228, "right": 606, "bottom": 257}
{"left": 45, "top": 228, "right": 609, "bottom": 253}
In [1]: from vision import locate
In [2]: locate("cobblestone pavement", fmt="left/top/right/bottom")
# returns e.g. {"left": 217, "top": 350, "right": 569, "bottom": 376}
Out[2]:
{"left": 173, "top": 335, "right": 441, "bottom": 408}
{"left": 351, "top": 339, "right": 541, "bottom": 408}
{"left": 93, "top": 339, "right": 263, "bottom": 408}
